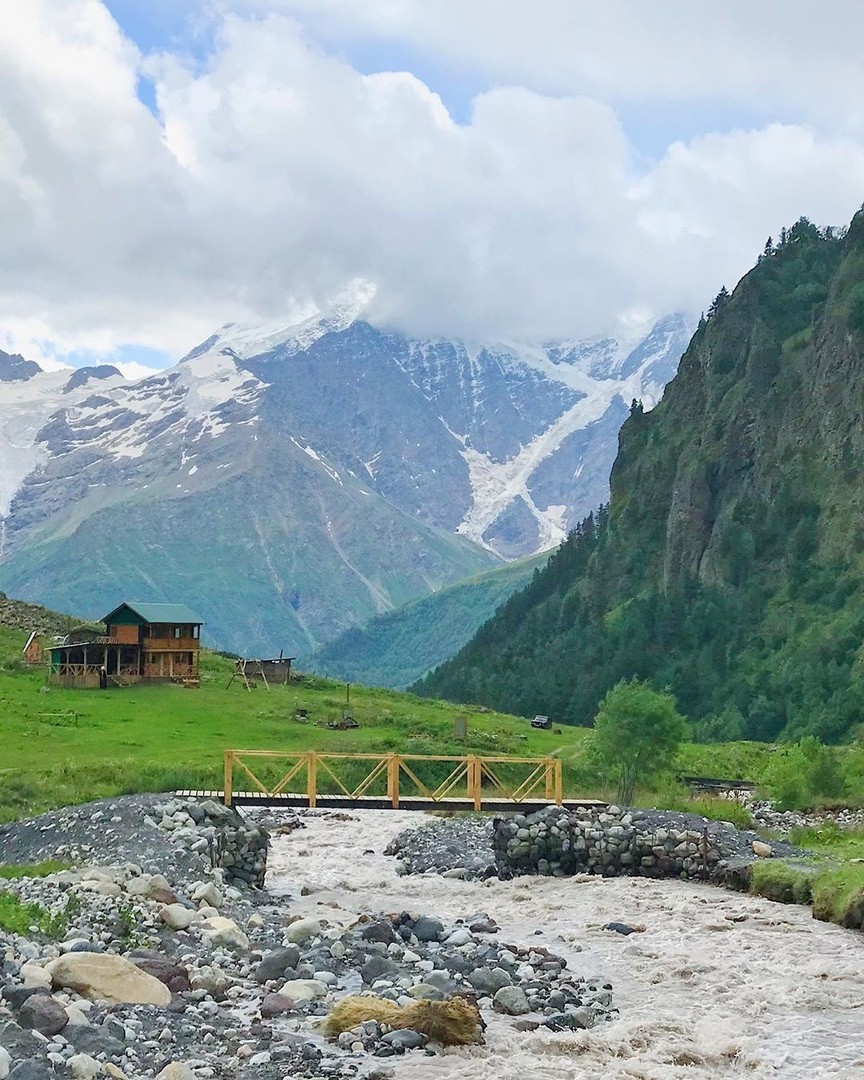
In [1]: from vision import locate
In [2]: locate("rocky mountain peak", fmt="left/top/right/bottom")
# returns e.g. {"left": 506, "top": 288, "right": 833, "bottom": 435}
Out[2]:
{"left": 0, "top": 348, "right": 41, "bottom": 382}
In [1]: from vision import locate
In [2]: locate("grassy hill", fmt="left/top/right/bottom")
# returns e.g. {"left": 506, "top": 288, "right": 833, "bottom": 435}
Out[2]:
{"left": 305, "top": 551, "right": 549, "bottom": 688}
{"left": 3, "top": 604, "right": 863, "bottom": 825}
{"left": 0, "top": 621, "right": 591, "bottom": 822}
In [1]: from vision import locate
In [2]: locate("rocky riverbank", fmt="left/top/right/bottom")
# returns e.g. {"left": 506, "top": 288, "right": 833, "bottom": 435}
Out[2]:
{"left": 0, "top": 798, "right": 616, "bottom": 1079}
{"left": 385, "top": 805, "right": 806, "bottom": 884}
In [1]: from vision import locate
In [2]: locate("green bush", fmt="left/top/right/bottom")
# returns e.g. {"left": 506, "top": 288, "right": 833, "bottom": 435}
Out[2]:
{"left": 763, "top": 738, "right": 847, "bottom": 810}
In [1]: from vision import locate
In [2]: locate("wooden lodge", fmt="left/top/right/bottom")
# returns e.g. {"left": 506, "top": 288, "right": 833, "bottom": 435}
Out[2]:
{"left": 47, "top": 602, "right": 203, "bottom": 688}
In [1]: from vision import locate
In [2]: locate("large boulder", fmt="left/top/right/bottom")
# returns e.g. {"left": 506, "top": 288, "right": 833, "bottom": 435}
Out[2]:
{"left": 46, "top": 954, "right": 171, "bottom": 1006}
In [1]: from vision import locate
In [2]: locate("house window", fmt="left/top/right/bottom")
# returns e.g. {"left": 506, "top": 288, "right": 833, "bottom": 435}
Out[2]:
{"left": 174, "top": 626, "right": 182, "bottom": 639}
{"left": 192, "top": 626, "right": 199, "bottom": 640}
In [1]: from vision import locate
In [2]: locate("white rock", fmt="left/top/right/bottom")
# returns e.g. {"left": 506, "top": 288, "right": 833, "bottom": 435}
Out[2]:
{"left": 88, "top": 881, "right": 123, "bottom": 898}
{"left": 155, "top": 1065, "right": 197, "bottom": 1080}
{"left": 445, "top": 929, "right": 472, "bottom": 947}
{"left": 20, "top": 962, "right": 52, "bottom": 989}
{"left": 201, "top": 917, "right": 250, "bottom": 951}
{"left": 160, "top": 904, "right": 196, "bottom": 931}
{"left": 192, "top": 882, "right": 224, "bottom": 908}
{"left": 189, "top": 964, "right": 232, "bottom": 996}
{"left": 46, "top": 953, "right": 171, "bottom": 1006}
{"left": 124, "top": 878, "right": 151, "bottom": 898}
{"left": 0, "top": 1047, "right": 10, "bottom": 1080}
{"left": 283, "top": 918, "right": 321, "bottom": 944}
{"left": 65, "top": 1005, "right": 93, "bottom": 1027}
{"left": 329, "top": 941, "right": 346, "bottom": 959}
{"left": 68, "top": 1053, "right": 103, "bottom": 1079}
{"left": 277, "top": 979, "right": 327, "bottom": 1002}
{"left": 197, "top": 905, "right": 220, "bottom": 919}
{"left": 247, "top": 914, "right": 264, "bottom": 930}
{"left": 402, "top": 950, "right": 421, "bottom": 963}
{"left": 752, "top": 840, "right": 773, "bottom": 858}
{"left": 146, "top": 874, "right": 173, "bottom": 898}
{"left": 313, "top": 971, "right": 338, "bottom": 986}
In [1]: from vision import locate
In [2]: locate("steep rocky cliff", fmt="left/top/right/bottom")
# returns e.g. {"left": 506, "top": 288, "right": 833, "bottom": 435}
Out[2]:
{"left": 417, "top": 214, "right": 864, "bottom": 742}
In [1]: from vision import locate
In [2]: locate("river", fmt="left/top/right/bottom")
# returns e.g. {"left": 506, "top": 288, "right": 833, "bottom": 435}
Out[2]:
{"left": 266, "top": 808, "right": 864, "bottom": 1079}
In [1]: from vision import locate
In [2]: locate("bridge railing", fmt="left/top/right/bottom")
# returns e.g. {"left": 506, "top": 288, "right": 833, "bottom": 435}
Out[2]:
{"left": 222, "top": 750, "right": 564, "bottom": 809}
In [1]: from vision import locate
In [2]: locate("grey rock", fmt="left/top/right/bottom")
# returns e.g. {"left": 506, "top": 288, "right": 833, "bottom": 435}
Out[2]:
{"left": 467, "top": 967, "right": 513, "bottom": 995}
{"left": 17, "top": 995, "right": 68, "bottom": 1037}
{"left": 9, "top": 1064, "right": 54, "bottom": 1080}
{"left": 64, "top": 1024, "right": 125, "bottom": 1058}
{"left": 254, "top": 947, "right": 301, "bottom": 983}
{"left": 492, "top": 986, "right": 531, "bottom": 1015}
{"left": 381, "top": 1029, "right": 427, "bottom": 1049}
{"left": 0, "top": 1023, "right": 44, "bottom": 1061}
{"left": 410, "top": 917, "right": 444, "bottom": 943}
{"left": 361, "top": 956, "right": 396, "bottom": 984}
{"left": 360, "top": 921, "right": 397, "bottom": 945}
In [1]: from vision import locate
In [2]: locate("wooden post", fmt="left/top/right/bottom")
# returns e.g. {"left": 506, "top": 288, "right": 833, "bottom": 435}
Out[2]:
{"left": 469, "top": 757, "right": 482, "bottom": 811}
{"left": 307, "top": 751, "right": 317, "bottom": 808}
{"left": 545, "top": 758, "right": 554, "bottom": 800}
{"left": 223, "top": 751, "right": 233, "bottom": 807}
{"left": 554, "top": 758, "right": 563, "bottom": 805}
{"left": 387, "top": 755, "right": 400, "bottom": 808}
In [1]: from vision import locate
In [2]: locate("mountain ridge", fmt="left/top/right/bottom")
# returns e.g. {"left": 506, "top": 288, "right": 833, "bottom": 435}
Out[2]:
{"left": 0, "top": 309, "right": 691, "bottom": 655}
{"left": 415, "top": 215, "right": 864, "bottom": 743}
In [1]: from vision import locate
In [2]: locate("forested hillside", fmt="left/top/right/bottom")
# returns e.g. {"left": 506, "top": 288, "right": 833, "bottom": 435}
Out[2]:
{"left": 417, "top": 213, "right": 864, "bottom": 743}
{"left": 305, "top": 551, "right": 548, "bottom": 688}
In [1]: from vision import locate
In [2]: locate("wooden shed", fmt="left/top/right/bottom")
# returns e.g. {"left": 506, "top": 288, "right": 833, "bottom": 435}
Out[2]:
{"left": 22, "top": 631, "right": 43, "bottom": 665}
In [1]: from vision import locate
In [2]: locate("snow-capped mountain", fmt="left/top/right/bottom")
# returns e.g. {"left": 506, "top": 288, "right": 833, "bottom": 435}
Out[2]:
{"left": 0, "top": 309, "right": 691, "bottom": 654}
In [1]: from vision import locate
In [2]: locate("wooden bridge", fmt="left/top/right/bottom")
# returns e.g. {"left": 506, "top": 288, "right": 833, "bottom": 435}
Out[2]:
{"left": 175, "top": 750, "right": 603, "bottom": 812}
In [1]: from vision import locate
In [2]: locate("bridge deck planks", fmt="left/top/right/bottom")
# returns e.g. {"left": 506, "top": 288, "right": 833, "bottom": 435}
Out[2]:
{"left": 175, "top": 790, "right": 606, "bottom": 812}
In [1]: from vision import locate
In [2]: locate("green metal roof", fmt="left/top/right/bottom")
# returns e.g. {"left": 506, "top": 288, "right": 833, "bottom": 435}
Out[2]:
{"left": 101, "top": 602, "right": 203, "bottom": 625}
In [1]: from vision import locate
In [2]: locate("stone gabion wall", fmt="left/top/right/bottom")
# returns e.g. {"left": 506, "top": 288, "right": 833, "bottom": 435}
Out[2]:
{"left": 153, "top": 797, "right": 269, "bottom": 887}
{"left": 494, "top": 805, "right": 723, "bottom": 881}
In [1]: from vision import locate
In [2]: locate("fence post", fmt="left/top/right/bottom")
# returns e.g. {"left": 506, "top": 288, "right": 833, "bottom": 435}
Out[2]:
{"left": 307, "top": 751, "right": 317, "bottom": 808}
{"left": 223, "top": 751, "right": 233, "bottom": 807}
{"left": 554, "top": 758, "right": 563, "bottom": 805}
{"left": 387, "top": 755, "right": 400, "bottom": 808}
{"left": 469, "top": 757, "right": 482, "bottom": 811}
{"left": 545, "top": 758, "right": 554, "bottom": 800}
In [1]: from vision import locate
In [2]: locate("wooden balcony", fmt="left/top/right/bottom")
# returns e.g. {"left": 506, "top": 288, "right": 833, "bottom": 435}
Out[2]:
{"left": 143, "top": 637, "right": 200, "bottom": 651}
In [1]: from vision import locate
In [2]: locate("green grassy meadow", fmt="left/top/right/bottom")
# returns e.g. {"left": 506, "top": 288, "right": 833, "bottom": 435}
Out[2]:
{"left": 0, "top": 621, "right": 860, "bottom": 826}
{"left": 0, "top": 624, "right": 599, "bottom": 821}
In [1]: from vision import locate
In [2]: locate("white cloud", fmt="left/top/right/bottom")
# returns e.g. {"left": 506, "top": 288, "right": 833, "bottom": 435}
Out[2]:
{"left": 259, "top": 1, "right": 864, "bottom": 132}
{"left": 1, "top": 1, "right": 864, "bottom": 361}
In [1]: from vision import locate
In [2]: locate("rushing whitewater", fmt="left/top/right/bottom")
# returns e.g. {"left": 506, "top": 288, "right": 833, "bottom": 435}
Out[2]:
{"left": 267, "top": 809, "right": 864, "bottom": 1079}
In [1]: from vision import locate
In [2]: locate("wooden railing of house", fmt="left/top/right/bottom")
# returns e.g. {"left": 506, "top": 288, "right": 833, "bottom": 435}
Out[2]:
{"left": 221, "top": 750, "right": 564, "bottom": 810}
{"left": 143, "top": 637, "right": 200, "bottom": 651}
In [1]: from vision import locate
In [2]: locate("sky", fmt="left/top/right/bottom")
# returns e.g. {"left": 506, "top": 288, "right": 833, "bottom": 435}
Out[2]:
{"left": 3, "top": 1, "right": 864, "bottom": 375}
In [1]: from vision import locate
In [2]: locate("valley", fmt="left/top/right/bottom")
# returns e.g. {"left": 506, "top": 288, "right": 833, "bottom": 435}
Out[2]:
{"left": 0, "top": 312, "right": 690, "bottom": 662}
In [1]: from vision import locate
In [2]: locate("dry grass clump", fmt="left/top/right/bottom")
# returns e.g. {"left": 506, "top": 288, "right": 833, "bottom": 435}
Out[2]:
{"left": 324, "top": 995, "right": 482, "bottom": 1046}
